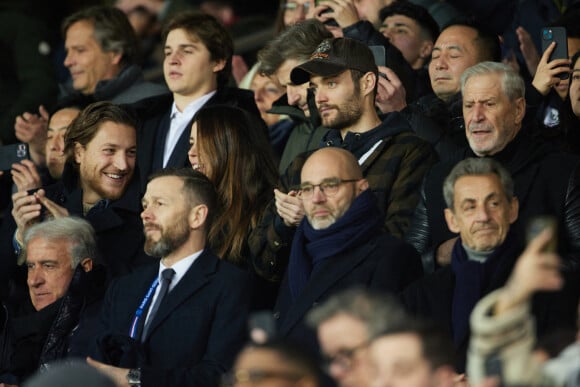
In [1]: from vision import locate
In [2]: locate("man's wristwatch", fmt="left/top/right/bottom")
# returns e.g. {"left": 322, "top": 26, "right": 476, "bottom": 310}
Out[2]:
{"left": 127, "top": 368, "right": 141, "bottom": 386}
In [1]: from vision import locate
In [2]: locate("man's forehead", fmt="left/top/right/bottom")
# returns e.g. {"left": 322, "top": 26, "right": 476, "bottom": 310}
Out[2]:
{"left": 454, "top": 174, "right": 504, "bottom": 197}
{"left": 166, "top": 28, "right": 203, "bottom": 46}
{"left": 435, "top": 26, "right": 477, "bottom": 49}
{"left": 145, "top": 176, "right": 184, "bottom": 197}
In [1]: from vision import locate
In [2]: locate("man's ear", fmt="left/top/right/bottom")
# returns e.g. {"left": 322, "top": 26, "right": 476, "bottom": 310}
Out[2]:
{"left": 80, "top": 258, "right": 93, "bottom": 272}
{"left": 189, "top": 204, "right": 209, "bottom": 230}
{"left": 110, "top": 51, "right": 123, "bottom": 66}
{"left": 509, "top": 196, "right": 519, "bottom": 224}
{"left": 513, "top": 97, "right": 526, "bottom": 125}
{"left": 419, "top": 40, "right": 434, "bottom": 60}
{"left": 356, "top": 178, "right": 369, "bottom": 194}
{"left": 74, "top": 142, "right": 85, "bottom": 164}
{"left": 444, "top": 208, "right": 460, "bottom": 234}
{"left": 361, "top": 71, "right": 377, "bottom": 97}
{"left": 212, "top": 58, "right": 227, "bottom": 73}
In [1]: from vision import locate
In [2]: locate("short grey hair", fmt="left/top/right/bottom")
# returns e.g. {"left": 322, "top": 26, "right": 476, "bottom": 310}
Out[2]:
{"left": 443, "top": 158, "right": 514, "bottom": 210}
{"left": 306, "top": 287, "right": 407, "bottom": 340}
{"left": 22, "top": 217, "right": 97, "bottom": 268}
{"left": 460, "top": 61, "right": 525, "bottom": 101}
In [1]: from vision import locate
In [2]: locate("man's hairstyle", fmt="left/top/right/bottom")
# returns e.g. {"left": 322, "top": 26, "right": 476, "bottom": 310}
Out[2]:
{"left": 62, "top": 5, "right": 139, "bottom": 67}
{"left": 443, "top": 158, "right": 514, "bottom": 210}
{"left": 379, "top": 1, "right": 440, "bottom": 42}
{"left": 162, "top": 11, "right": 233, "bottom": 88}
{"left": 306, "top": 287, "right": 407, "bottom": 339}
{"left": 148, "top": 168, "right": 218, "bottom": 230}
{"left": 460, "top": 61, "right": 525, "bottom": 102}
{"left": 241, "top": 339, "right": 323, "bottom": 385}
{"left": 373, "top": 319, "right": 456, "bottom": 371}
{"left": 258, "top": 19, "right": 333, "bottom": 77}
{"left": 443, "top": 20, "right": 501, "bottom": 62}
{"left": 64, "top": 101, "right": 137, "bottom": 168}
{"left": 22, "top": 217, "right": 97, "bottom": 268}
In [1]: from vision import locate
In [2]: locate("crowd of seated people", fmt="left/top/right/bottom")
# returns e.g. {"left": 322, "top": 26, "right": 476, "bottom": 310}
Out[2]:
{"left": 1, "top": 1, "right": 580, "bottom": 386}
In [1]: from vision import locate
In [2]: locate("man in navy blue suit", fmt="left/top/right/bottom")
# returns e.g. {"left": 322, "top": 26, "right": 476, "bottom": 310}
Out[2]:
{"left": 88, "top": 168, "right": 251, "bottom": 386}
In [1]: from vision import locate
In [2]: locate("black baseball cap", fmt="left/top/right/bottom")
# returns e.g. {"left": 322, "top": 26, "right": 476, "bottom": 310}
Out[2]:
{"left": 290, "top": 38, "right": 378, "bottom": 85}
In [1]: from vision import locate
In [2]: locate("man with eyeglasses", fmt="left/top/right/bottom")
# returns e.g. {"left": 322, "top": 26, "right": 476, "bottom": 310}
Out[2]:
{"left": 306, "top": 287, "right": 409, "bottom": 387}
{"left": 271, "top": 147, "right": 422, "bottom": 371}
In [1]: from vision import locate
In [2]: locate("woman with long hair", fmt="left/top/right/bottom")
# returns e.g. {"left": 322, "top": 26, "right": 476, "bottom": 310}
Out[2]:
{"left": 188, "top": 105, "right": 278, "bottom": 266}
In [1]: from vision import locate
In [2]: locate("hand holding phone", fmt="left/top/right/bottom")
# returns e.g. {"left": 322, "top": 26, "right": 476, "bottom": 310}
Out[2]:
{"left": 541, "top": 27, "right": 569, "bottom": 80}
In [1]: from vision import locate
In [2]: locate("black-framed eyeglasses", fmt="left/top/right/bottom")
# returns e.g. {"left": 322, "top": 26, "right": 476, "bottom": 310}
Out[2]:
{"left": 298, "top": 178, "right": 359, "bottom": 199}
{"left": 321, "top": 340, "right": 370, "bottom": 373}
{"left": 221, "top": 369, "right": 304, "bottom": 386}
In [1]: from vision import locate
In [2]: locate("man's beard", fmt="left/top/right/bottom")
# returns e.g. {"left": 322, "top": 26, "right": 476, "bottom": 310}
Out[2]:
{"left": 320, "top": 96, "right": 363, "bottom": 130}
{"left": 144, "top": 218, "right": 190, "bottom": 257}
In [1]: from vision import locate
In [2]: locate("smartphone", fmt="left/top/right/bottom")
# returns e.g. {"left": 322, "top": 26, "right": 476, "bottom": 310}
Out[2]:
{"left": 526, "top": 215, "right": 557, "bottom": 253}
{"left": 369, "top": 45, "right": 386, "bottom": 68}
{"left": 541, "top": 27, "right": 569, "bottom": 79}
{"left": 0, "top": 143, "right": 30, "bottom": 171}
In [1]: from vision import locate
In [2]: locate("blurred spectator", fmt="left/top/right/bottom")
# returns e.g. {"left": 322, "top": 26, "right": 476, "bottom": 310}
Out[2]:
{"left": 23, "top": 360, "right": 115, "bottom": 387}
{"left": 370, "top": 321, "right": 457, "bottom": 387}
{"left": 468, "top": 227, "right": 579, "bottom": 387}
{"left": 306, "top": 287, "right": 408, "bottom": 387}
{"left": 224, "top": 340, "right": 322, "bottom": 387}
{"left": 243, "top": 66, "right": 294, "bottom": 157}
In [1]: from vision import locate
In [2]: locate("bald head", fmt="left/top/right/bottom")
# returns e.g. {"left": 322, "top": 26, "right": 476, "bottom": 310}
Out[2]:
{"left": 300, "top": 148, "right": 368, "bottom": 230}
{"left": 302, "top": 148, "right": 363, "bottom": 182}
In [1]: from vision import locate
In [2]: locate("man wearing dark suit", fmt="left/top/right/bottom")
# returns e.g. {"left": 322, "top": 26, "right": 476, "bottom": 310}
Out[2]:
{"left": 87, "top": 168, "right": 251, "bottom": 386}
{"left": 273, "top": 147, "right": 422, "bottom": 354}
{"left": 130, "top": 11, "right": 262, "bottom": 192}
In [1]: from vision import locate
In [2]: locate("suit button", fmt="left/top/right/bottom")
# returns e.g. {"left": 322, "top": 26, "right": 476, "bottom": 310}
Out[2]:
{"left": 273, "top": 312, "right": 280, "bottom": 319}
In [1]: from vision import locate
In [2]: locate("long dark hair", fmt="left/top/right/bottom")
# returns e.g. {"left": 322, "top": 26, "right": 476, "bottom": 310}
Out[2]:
{"left": 194, "top": 106, "right": 278, "bottom": 264}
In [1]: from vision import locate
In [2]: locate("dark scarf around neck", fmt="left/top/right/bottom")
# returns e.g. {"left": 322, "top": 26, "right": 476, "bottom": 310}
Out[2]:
{"left": 287, "top": 189, "right": 382, "bottom": 300}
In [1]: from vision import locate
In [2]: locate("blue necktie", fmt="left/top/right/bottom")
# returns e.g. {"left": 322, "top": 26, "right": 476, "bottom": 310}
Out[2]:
{"left": 141, "top": 268, "right": 175, "bottom": 341}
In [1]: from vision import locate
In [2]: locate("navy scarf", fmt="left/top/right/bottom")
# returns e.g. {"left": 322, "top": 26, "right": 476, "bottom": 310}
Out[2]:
{"left": 450, "top": 231, "right": 520, "bottom": 347}
{"left": 288, "top": 190, "right": 382, "bottom": 300}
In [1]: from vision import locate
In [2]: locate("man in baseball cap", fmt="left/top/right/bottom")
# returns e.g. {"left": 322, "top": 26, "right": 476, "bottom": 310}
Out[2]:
{"left": 290, "top": 38, "right": 378, "bottom": 85}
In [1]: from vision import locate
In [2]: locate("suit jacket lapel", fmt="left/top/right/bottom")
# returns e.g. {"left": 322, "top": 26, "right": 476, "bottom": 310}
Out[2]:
{"left": 165, "top": 118, "right": 193, "bottom": 168}
{"left": 143, "top": 250, "right": 218, "bottom": 340}
{"left": 278, "top": 244, "right": 373, "bottom": 334}
{"left": 138, "top": 110, "right": 170, "bottom": 186}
